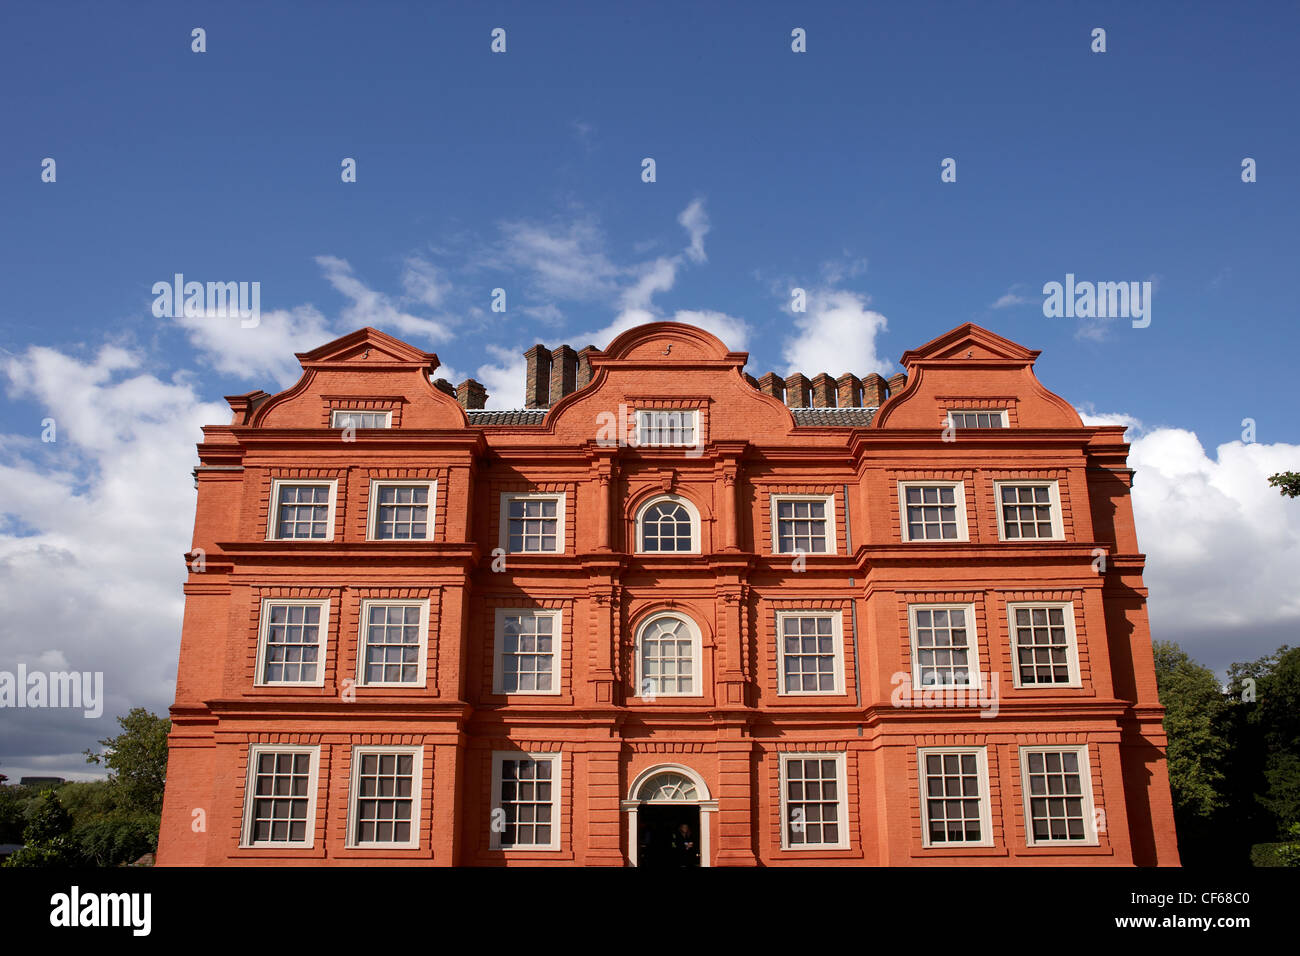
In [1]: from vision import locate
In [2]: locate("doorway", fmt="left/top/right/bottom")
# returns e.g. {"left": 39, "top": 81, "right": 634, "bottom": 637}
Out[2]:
{"left": 637, "top": 804, "right": 702, "bottom": 868}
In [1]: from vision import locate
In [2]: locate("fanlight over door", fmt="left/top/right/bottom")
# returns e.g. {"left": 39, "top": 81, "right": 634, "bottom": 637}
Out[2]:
{"left": 636, "top": 771, "right": 699, "bottom": 803}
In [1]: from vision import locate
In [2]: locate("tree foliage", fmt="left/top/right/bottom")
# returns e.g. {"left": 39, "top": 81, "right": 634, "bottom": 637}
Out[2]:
{"left": 84, "top": 707, "right": 171, "bottom": 814}
{"left": 1153, "top": 641, "right": 1230, "bottom": 820}
{"left": 1267, "top": 471, "right": 1300, "bottom": 498}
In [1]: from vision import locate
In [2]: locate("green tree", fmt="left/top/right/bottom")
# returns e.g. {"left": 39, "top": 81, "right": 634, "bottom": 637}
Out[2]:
{"left": 1153, "top": 641, "right": 1230, "bottom": 819}
{"left": 1267, "top": 471, "right": 1300, "bottom": 497}
{"left": 57, "top": 780, "right": 119, "bottom": 825}
{"left": 0, "top": 784, "right": 28, "bottom": 843}
{"left": 3, "top": 790, "right": 79, "bottom": 867}
{"left": 1231, "top": 645, "right": 1300, "bottom": 829}
{"left": 84, "top": 708, "right": 171, "bottom": 814}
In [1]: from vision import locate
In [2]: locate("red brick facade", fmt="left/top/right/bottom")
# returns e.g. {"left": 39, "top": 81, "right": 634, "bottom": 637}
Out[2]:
{"left": 156, "top": 321, "right": 1179, "bottom": 865}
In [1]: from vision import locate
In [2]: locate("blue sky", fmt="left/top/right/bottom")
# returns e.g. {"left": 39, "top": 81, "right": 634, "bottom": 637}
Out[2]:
{"left": 1, "top": 2, "right": 1298, "bottom": 777}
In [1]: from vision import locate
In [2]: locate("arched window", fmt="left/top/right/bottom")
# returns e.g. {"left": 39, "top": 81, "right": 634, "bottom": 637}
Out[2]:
{"left": 635, "top": 771, "right": 700, "bottom": 803}
{"left": 635, "top": 613, "right": 702, "bottom": 698}
{"left": 635, "top": 495, "right": 700, "bottom": 554}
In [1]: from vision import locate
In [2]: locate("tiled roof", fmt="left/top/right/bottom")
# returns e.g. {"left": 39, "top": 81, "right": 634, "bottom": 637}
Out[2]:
{"left": 791, "top": 407, "right": 877, "bottom": 427}
{"left": 466, "top": 408, "right": 548, "bottom": 425}
{"left": 467, "top": 407, "right": 877, "bottom": 427}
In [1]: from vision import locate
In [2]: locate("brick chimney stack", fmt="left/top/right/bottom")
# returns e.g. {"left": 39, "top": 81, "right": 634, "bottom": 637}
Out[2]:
{"left": 810, "top": 373, "right": 837, "bottom": 408}
{"left": 456, "top": 379, "right": 488, "bottom": 410}
{"left": 525, "top": 345, "right": 552, "bottom": 408}
{"left": 576, "top": 346, "right": 599, "bottom": 390}
{"left": 550, "top": 345, "right": 577, "bottom": 403}
{"left": 432, "top": 378, "right": 456, "bottom": 398}
{"left": 861, "top": 373, "right": 888, "bottom": 406}
{"left": 784, "top": 373, "right": 811, "bottom": 408}
{"left": 758, "top": 373, "right": 784, "bottom": 401}
{"left": 887, "top": 372, "right": 908, "bottom": 398}
{"left": 836, "top": 374, "right": 862, "bottom": 408}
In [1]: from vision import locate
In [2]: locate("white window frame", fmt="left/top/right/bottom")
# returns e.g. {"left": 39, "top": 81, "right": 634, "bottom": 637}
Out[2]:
{"left": 254, "top": 597, "right": 330, "bottom": 688}
{"left": 907, "top": 603, "right": 982, "bottom": 691}
{"left": 945, "top": 409, "right": 1008, "bottom": 429}
{"left": 774, "top": 611, "right": 845, "bottom": 696}
{"left": 240, "top": 744, "right": 320, "bottom": 849}
{"left": 634, "top": 408, "right": 700, "bottom": 448}
{"left": 331, "top": 409, "right": 392, "bottom": 429}
{"left": 356, "top": 598, "right": 430, "bottom": 688}
{"left": 993, "top": 480, "right": 1064, "bottom": 541}
{"left": 367, "top": 479, "right": 437, "bottom": 541}
{"left": 267, "top": 478, "right": 338, "bottom": 541}
{"left": 493, "top": 608, "right": 563, "bottom": 696}
{"left": 898, "top": 480, "right": 969, "bottom": 543}
{"left": 1006, "top": 601, "right": 1083, "bottom": 689}
{"left": 633, "top": 611, "right": 704, "bottom": 699}
{"left": 490, "top": 751, "right": 562, "bottom": 851}
{"left": 918, "top": 746, "right": 994, "bottom": 849}
{"left": 769, "top": 493, "right": 838, "bottom": 555}
{"left": 778, "top": 752, "right": 850, "bottom": 851}
{"left": 499, "top": 492, "right": 566, "bottom": 554}
{"left": 634, "top": 494, "right": 701, "bottom": 555}
{"left": 1018, "top": 745, "right": 1099, "bottom": 847}
{"left": 345, "top": 744, "right": 424, "bottom": 850}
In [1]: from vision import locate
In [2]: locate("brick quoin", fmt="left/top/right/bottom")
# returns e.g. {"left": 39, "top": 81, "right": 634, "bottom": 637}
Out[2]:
{"left": 156, "top": 321, "right": 1180, "bottom": 866}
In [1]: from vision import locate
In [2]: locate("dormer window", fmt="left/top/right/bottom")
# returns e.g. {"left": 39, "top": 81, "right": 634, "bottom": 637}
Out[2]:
{"left": 946, "top": 410, "right": 1007, "bottom": 429}
{"left": 332, "top": 409, "right": 392, "bottom": 429}
{"left": 636, "top": 409, "right": 698, "bottom": 447}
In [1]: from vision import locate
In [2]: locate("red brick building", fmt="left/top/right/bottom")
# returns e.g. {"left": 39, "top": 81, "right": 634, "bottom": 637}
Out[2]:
{"left": 156, "top": 320, "right": 1180, "bottom": 865}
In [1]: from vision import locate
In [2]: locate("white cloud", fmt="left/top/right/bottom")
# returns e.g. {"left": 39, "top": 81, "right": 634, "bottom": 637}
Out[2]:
{"left": 316, "top": 255, "right": 453, "bottom": 340}
{"left": 175, "top": 304, "right": 334, "bottom": 387}
{"left": 991, "top": 285, "right": 1031, "bottom": 309}
{"left": 495, "top": 218, "right": 621, "bottom": 302}
{"left": 476, "top": 345, "right": 527, "bottom": 410}
{"left": 819, "top": 254, "right": 868, "bottom": 285}
{"left": 1080, "top": 408, "right": 1300, "bottom": 671}
{"left": 619, "top": 257, "right": 679, "bottom": 312}
{"left": 0, "top": 345, "right": 227, "bottom": 776}
{"left": 678, "top": 199, "right": 710, "bottom": 264}
{"left": 401, "top": 255, "right": 450, "bottom": 308}
{"left": 175, "top": 256, "right": 457, "bottom": 389}
{"left": 781, "top": 288, "right": 891, "bottom": 377}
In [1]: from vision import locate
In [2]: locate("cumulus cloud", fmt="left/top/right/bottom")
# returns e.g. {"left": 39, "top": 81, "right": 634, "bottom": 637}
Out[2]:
{"left": 1079, "top": 408, "right": 1300, "bottom": 672}
{"left": 780, "top": 288, "right": 891, "bottom": 378}
{"left": 175, "top": 305, "right": 335, "bottom": 387}
{"left": 475, "top": 345, "right": 528, "bottom": 411}
{"left": 174, "top": 256, "right": 457, "bottom": 389}
{"left": 0, "top": 345, "right": 227, "bottom": 779}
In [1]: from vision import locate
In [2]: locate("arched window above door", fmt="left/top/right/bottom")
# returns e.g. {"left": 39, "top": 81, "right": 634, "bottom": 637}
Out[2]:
{"left": 636, "top": 771, "right": 699, "bottom": 802}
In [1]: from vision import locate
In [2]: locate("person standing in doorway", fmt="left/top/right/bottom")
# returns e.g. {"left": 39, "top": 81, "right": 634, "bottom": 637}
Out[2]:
{"left": 670, "top": 821, "right": 698, "bottom": 866}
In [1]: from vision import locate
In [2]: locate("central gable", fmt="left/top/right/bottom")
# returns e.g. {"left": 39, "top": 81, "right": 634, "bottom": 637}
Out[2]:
{"left": 543, "top": 321, "right": 797, "bottom": 443}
